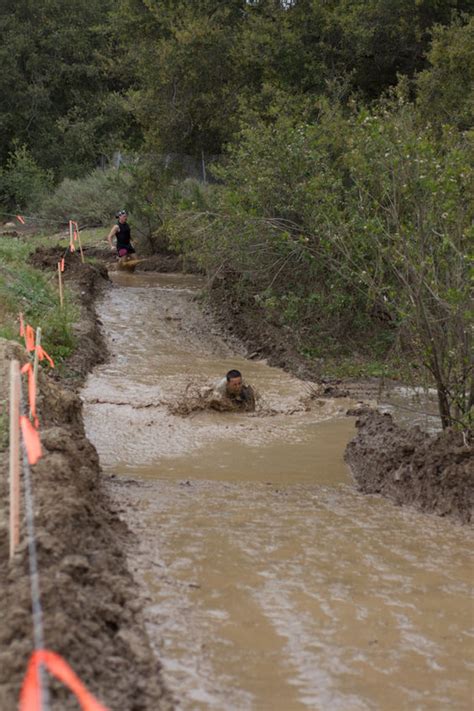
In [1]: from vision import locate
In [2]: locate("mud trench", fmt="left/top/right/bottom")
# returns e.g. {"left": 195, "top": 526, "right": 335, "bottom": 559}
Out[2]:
{"left": 83, "top": 273, "right": 473, "bottom": 711}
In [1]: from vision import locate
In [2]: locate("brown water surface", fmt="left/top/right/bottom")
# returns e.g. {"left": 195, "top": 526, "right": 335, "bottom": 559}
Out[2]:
{"left": 83, "top": 272, "right": 473, "bottom": 711}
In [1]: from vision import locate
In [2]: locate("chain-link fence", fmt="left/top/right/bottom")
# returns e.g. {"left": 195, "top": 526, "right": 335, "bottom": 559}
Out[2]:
{"left": 103, "top": 151, "right": 221, "bottom": 183}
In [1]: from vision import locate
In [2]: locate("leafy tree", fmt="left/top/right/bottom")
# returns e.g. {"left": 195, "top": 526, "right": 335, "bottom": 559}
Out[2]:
{"left": 0, "top": 0, "right": 134, "bottom": 178}
{"left": 0, "top": 144, "right": 53, "bottom": 211}
{"left": 327, "top": 101, "right": 473, "bottom": 428}
{"left": 118, "top": 0, "right": 473, "bottom": 158}
{"left": 117, "top": 0, "right": 247, "bottom": 156}
{"left": 416, "top": 16, "right": 474, "bottom": 131}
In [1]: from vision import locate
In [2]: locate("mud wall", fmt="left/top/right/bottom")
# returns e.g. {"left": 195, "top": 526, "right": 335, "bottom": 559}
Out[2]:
{"left": 345, "top": 411, "right": 473, "bottom": 524}
{"left": 0, "top": 261, "right": 173, "bottom": 710}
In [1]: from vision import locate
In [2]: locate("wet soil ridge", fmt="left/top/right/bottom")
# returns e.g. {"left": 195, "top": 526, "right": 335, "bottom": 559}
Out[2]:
{"left": 0, "top": 260, "right": 173, "bottom": 709}
{"left": 30, "top": 247, "right": 110, "bottom": 385}
{"left": 345, "top": 411, "right": 473, "bottom": 524}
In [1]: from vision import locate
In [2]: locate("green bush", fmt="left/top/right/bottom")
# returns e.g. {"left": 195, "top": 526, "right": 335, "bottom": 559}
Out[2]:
{"left": 0, "top": 144, "right": 53, "bottom": 211}
{"left": 169, "top": 95, "right": 473, "bottom": 429}
{"left": 39, "top": 167, "right": 134, "bottom": 226}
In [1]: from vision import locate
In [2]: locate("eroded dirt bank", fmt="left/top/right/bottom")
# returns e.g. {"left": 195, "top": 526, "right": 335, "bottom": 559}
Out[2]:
{"left": 206, "top": 272, "right": 382, "bottom": 400}
{"left": 0, "top": 257, "right": 173, "bottom": 710}
{"left": 345, "top": 411, "right": 473, "bottom": 524}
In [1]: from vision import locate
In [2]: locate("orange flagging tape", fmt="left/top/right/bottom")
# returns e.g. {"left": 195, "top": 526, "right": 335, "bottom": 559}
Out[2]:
{"left": 70, "top": 243, "right": 76, "bottom": 253}
{"left": 16, "top": 215, "right": 26, "bottom": 225}
{"left": 19, "top": 312, "right": 25, "bottom": 337}
{"left": 20, "top": 416, "right": 42, "bottom": 465}
{"left": 20, "top": 649, "right": 109, "bottom": 711}
{"left": 60, "top": 257, "right": 65, "bottom": 272}
{"left": 25, "top": 324, "right": 36, "bottom": 352}
{"left": 21, "top": 363, "right": 38, "bottom": 427}
{"left": 35, "top": 345, "right": 55, "bottom": 369}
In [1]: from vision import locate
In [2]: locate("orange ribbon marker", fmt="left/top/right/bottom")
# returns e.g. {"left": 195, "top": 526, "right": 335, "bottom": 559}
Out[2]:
{"left": 70, "top": 242, "right": 76, "bottom": 253}
{"left": 19, "top": 312, "right": 25, "bottom": 337}
{"left": 35, "top": 345, "right": 55, "bottom": 369}
{"left": 21, "top": 363, "right": 38, "bottom": 427}
{"left": 25, "top": 324, "right": 36, "bottom": 352}
{"left": 20, "top": 650, "right": 109, "bottom": 711}
{"left": 16, "top": 215, "right": 26, "bottom": 225}
{"left": 60, "top": 258, "right": 65, "bottom": 272}
{"left": 20, "top": 416, "right": 42, "bottom": 465}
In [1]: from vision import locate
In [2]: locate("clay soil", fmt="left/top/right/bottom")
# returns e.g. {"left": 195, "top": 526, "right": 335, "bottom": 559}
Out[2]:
{"left": 345, "top": 411, "right": 473, "bottom": 524}
{"left": 0, "top": 250, "right": 174, "bottom": 710}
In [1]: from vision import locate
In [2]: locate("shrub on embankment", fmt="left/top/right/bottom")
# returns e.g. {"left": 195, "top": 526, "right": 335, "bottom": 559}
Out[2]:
{"left": 166, "top": 96, "right": 473, "bottom": 432}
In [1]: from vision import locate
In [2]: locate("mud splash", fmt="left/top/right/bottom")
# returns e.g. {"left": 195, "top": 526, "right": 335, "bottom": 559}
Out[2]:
{"left": 84, "top": 272, "right": 474, "bottom": 710}
{"left": 82, "top": 272, "right": 354, "bottom": 470}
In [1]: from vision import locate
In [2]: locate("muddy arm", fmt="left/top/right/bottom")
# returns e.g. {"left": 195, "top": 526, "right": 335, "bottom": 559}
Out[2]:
{"left": 107, "top": 225, "right": 118, "bottom": 250}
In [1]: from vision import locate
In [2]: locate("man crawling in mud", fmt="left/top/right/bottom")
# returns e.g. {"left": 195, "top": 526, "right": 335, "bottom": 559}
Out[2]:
{"left": 206, "top": 369, "right": 256, "bottom": 412}
{"left": 170, "top": 369, "right": 256, "bottom": 415}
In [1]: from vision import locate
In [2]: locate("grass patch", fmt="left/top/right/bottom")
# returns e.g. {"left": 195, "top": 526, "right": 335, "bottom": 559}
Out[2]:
{"left": 0, "top": 234, "right": 78, "bottom": 364}
{"left": 319, "top": 357, "right": 397, "bottom": 381}
{"left": 18, "top": 226, "right": 106, "bottom": 251}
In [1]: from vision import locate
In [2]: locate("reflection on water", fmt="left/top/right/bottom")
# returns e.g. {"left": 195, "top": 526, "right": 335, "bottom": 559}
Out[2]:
{"left": 379, "top": 387, "right": 441, "bottom": 434}
{"left": 84, "top": 272, "right": 474, "bottom": 710}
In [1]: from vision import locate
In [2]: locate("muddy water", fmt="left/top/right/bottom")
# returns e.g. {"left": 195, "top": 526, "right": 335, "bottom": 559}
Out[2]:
{"left": 83, "top": 273, "right": 473, "bottom": 711}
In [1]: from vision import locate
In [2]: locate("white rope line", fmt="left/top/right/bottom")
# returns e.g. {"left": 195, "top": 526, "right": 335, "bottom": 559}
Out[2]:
{"left": 20, "top": 388, "right": 51, "bottom": 711}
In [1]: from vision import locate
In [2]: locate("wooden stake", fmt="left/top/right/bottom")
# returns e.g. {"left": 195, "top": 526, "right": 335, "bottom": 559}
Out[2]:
{"left": 31, "top": 327, "right": 41, "bottom": 420}
{"left": 57, "top": 262, "right": 64, "bottom": 308}
{"left": 77, "top": 227, "right": 85, "bottom": 264}
{"left": 9, "top": 360, "right": 20, "bottom": 559}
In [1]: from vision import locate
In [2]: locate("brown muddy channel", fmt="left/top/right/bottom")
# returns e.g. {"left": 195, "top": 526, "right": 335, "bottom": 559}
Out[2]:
{"left": 82, "top": 273, "right": 473, "bottom": 711}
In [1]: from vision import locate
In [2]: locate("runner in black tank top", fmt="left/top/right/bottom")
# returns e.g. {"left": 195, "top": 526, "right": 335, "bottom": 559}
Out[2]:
{"left": 107, "top": 210, "right": 136, "bottom": 257}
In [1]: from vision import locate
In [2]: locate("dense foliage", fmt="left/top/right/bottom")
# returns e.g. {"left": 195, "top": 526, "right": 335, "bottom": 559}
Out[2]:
{"left": 0, "top": 0, "right": 136, "bottom": 189}
{"left": 168, "top": 94, "right": 473, "bottom": 427}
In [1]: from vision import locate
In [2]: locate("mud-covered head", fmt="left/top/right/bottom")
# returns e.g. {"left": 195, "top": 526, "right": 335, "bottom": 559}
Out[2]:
{"left": 226, "top": 369, "right": 243, "bottom": 395}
